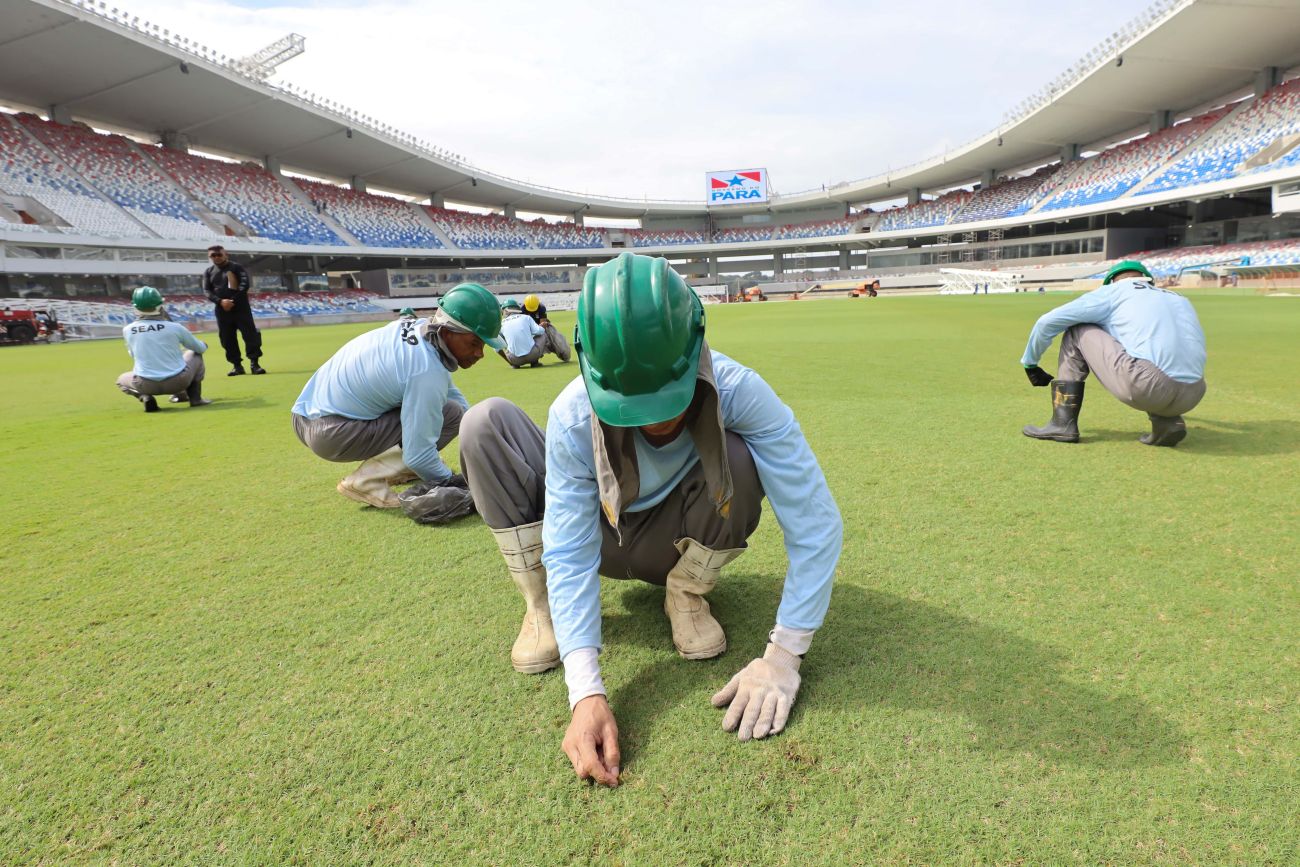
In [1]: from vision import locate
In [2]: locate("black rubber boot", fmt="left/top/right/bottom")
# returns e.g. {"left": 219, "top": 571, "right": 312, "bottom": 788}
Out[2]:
{"left": 250, "top": 362, "right": 267, "bottom": 375}
{"left": 142, "top": 395, "right": 159, "bottom": 413}
{"left": 186, "top": 380, "right": 212, "bottom": 407}
{"left": 1023, "top": 381, "right": 1084, "bottom": 443}
{"left": 228, "top": 364, "right": 246, "bottom": 376}
{"left": 1140, "top": 413, "right": 1186, "bottom": 447}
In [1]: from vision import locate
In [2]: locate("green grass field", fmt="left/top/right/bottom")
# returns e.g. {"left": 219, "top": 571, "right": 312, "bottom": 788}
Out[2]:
{"left": 2, "top": 294, "right": 1297, "bottom": 865}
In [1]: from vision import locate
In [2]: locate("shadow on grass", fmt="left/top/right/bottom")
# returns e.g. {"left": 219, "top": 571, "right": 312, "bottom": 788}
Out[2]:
{"left": 606, "top": 582, "right": 1183, "bottom": 770}
{"left": 1084, "top": 417, "right": 1299, "bottom": 455}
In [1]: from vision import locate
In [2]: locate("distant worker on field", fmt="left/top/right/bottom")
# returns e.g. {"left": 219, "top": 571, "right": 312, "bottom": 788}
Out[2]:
{"left": 116, "top": 287, "right": 211, "bottom": 413}
{"left": 523, "top": 294, "right": 572, "bottom": 361}
{"left": 459, "top": 253, "right": 842, "bottom": 788}
{"left": 497, "top": 298, "right": 548, "bottom": 368}
{"left": 1020, "top": 260, "right": 1207, "bottom": 447}
{"left": 291, "top": 283, "right": 504, "bottom": 508}
{"left": 203, "top": 245, "right": 265, "bottom": 376}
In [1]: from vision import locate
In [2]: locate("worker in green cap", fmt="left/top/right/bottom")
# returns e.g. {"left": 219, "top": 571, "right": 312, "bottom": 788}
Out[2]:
{"left": 292, "top": 283, "right": 504, "bottom": 508}
{"left": 1020, "top": 260, "right": 1207, "bottom": 446}
{"left": 116, "top": 286, "right": 212, "bottom": 412}
{"left": 458, "top": 252, "right": 842, "bottom": 787}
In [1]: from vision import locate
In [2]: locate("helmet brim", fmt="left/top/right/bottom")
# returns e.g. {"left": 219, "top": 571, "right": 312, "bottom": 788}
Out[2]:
{"left": 580, "top": 340, "right": 701, "bottom": 427}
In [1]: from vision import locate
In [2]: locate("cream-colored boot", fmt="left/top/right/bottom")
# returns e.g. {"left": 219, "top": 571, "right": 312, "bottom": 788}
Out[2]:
{"left": 491, "top": 521, "right": 560, "bottom": 674}
{"left": 664, "top": 538, "right": 743, "bottom": 659}
{"left": 336, "top": 446, "right": 411, "bottom": 508}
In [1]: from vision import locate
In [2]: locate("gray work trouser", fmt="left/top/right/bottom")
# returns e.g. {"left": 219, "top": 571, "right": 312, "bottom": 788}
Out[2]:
{"left": 504, "top": 335, "right": 546, "bottom": 368}
{"left": 459, "top": 397, "right": 763, "bottom": 586}
{"left": 117, "top": 351, "right": 204, "bottom": 398}
{"left": 1057, "top": 325, "right": 1206, "bottom": 417}
{"left": 541, "top": 323, "right": 572, "bottom": 362}
{"left": 291, "top": 400, "right": 465, "bottom": 463}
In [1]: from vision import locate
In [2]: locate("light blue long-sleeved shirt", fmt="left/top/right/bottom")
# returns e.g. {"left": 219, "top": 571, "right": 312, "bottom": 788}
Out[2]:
{"left": 1020, "top": 278, "right": 1207, "bottom": 383}
{"left": 122, "top": 318, "right": 206, "bottom": 380}
{"left": 541, "top": 351, "right": 843, "bottom": 659}
{"left": 500, "top": 312, "right": 543, "bottom": 357}
{"left": 292, "top": 318, "right": 469, "bottom": 482}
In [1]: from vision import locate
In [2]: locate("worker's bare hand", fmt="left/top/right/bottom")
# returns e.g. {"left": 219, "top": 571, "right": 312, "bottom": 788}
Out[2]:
{"left": 562, "top": 695, "right": 621, "bottom": 787}
{"left": 220, "top": 299, "right": 235, "bottom": 311}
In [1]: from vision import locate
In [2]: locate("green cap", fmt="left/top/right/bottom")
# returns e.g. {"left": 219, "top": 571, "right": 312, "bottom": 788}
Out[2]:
{"left": 439, "top": 283, "right": 505, "bottom": 350}
{"left": 1103, "top": 260, "right": 1153, "bottom": 284}
{"left": 576, "top": 252, "right": 705, "bottom": 427}
{"left": 132, "top": 286, "right": 163, "bottom": 311}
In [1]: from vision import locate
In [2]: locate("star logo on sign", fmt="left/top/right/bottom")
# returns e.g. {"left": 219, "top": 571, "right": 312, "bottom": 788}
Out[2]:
{"left": 727, "top": 175, "right": 749, "bottom": 186}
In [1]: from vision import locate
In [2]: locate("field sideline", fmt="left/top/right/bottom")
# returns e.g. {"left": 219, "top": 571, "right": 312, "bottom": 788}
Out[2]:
{"left": 2, "top": 294, "right": 1296, "bottom": 864}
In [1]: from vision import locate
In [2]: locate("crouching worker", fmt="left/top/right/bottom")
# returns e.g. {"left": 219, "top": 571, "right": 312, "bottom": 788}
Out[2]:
{"left": 1021, "top": 260, "right": 1207, "bottom": 447}
{"left": 116, "top": 286, "right": 211, "bottom": 412}
{"left": 459, "top": 253, "right": 842, "bottom": 787}
{"left": 523, "top": 294, "right": 572, "bottom": 362}
{"left": 498, "top": 298, "right": 548, "bottom": 368}
{"left": 292, "top": 282, "right": 505, "bottom": 508}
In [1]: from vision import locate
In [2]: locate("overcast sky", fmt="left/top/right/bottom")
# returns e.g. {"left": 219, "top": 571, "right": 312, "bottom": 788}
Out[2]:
{"left": 112, "top": 0, "right": 1149, "bottom": 205}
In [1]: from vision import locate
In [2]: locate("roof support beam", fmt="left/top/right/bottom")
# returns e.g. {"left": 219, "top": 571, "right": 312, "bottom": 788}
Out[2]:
{"left": 268, "top": 127, "right": 350, "bottom": 158}
{"left": 60, "top": 62, "right": 179, "bottom": 108}
{"left": 357, "top": 155, "right": 421, "bottom": 178}
{"left": 177, "top": 96, "right": 274, "bottom": 134}
{"left": 0, "top": 18, "right": 78, "bottom": 51}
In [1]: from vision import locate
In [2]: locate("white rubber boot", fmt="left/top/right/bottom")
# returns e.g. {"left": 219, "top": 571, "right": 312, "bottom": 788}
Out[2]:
{"left": 491, "top": 521, "right": 560, "bottom": 674}
{"left": 336, "top": 446, "right": 410, "bottom": 508}
{"left": 664, "top": 538, "right": 743, "bottom": 660}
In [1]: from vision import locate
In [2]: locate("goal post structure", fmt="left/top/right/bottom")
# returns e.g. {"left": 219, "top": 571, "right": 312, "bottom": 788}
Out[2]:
{"left": 938, "top": 268, "right": 1022, "bottom": 295}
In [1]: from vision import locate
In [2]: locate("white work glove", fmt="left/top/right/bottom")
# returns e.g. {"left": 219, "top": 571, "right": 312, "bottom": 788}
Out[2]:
{"left": 711, "top": 643, "right": 801, "bottom": 741}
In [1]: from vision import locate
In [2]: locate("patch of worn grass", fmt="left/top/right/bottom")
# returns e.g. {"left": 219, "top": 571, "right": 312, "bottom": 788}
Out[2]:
{"left": 1, "top": 294, "right": 1296, "bottom": 864}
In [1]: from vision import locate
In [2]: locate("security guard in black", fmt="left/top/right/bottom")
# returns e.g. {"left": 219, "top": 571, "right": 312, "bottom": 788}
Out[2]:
{"left": 203, "top": 245, "right": 264, "bottom": 375}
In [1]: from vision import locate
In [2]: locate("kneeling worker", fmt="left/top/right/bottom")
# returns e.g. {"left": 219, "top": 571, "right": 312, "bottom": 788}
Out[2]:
{"left": 460, "top": 253, "right": 842, "bottom": 787}
{"left": 498, "top": 298, "right": 548, "bottom": 368}
{"left": 523, "top": 293, "right": 572, "bottom": 362}
{"left": 1020, "top": 260, "right": 1206, "bottom": 446}
{"left": 292, "top": 283, "right": 505, "bottom": 508}
{"left": 116, "top": 286, "right": 211, "bottom": 412}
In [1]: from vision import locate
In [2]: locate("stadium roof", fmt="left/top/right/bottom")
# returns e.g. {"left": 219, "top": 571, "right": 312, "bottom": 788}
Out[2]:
{"left": 2, "top": 0, "right": 1300, "bottom": 218}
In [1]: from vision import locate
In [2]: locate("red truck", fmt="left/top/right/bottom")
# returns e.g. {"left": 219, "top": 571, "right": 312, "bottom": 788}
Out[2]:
{"left": 0, "top": 307, "right": 64, "bottom": 344}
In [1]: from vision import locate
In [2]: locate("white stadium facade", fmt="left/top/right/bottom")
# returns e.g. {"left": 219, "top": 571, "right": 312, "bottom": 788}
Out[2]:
{"left": 3, "top": 0, "right": 1300, "bottom": 315}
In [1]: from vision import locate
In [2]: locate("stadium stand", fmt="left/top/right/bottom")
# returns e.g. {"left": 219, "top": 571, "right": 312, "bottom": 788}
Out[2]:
{"left": 1110, "top": 239, "right": 1300, "bottom": 278}
{"left": 0, "top": 113, "right": 147, "bottom": 236}
{"left": 150, "top": 290, "right": 388, "bottom": 322}
{"left": 1140, "top": 80, "right": 1300, "bottom": 194}
{"left": 951, "top": 165, "right": 1064, "bottom": 222}
{"left": 146, "top": 148, "right": 344, "bottom": 245}
{"left": 293, "top": 178, "right": 442, "bottom": 249}
{"left": 525, "top": 219, "right": 607, "bottom": 249}
{"left": 624, "top": 228, "right": 708, "bottom": 247}
{"left": 16, "top": 114, "right": 217, "bottom": 241}
{"left": 426, "top": 207, "right": 530, "bottom": 249}
{"left": 775, "top": 216, "right": 860, "bottom": 239}
{"left": 1040, "top": 108, "right": 1230, "bottom": 211}
{"left": 875, "top": 189, "right": 973, "bottom": 232}
{"left": 713, "top": 226, "right": 774, "bottom": 243}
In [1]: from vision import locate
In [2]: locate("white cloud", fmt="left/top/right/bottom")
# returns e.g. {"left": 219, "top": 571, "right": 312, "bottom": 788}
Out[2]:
{"left": 112, "top": 0, "right": 1148, "bottom": 202}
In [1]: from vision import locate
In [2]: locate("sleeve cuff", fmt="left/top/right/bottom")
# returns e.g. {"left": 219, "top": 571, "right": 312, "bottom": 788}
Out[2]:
{"left": 770, "top": 624, "right": 815, "bottom": 656}
{"left": 562, "top": 646, "right": 605, "bottom": 710}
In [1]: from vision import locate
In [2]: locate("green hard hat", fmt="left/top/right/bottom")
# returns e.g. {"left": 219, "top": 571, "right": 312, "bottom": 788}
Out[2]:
{"left": 399, "top": 307, "right": 416, "bottom": 317}
{"left": 439, "top": 283, "right": 505, "bottom": 350}
{"left": 132, "top": 286, "right": 163, "bottom": 311}
{"left": 576, "top": 252, "right": 705, "bottom": 427}
{"left": 503, "top": 298, "right": 521, "bottom": 310}
{"left": 1103, "top": 260, "right": 1153, "bottom": 284}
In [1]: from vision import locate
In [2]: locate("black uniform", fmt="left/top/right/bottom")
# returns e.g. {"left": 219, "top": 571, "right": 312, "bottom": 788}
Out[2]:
{"left": 202, "top": 259, "right": 262, "bottom": 366}
{"left": 525, "top": 304, "right": 548, "bottom": 324}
